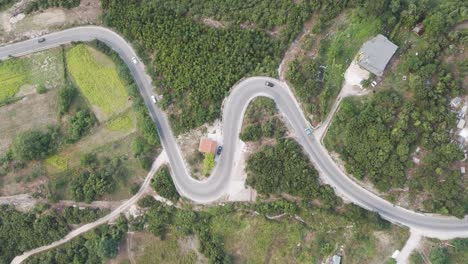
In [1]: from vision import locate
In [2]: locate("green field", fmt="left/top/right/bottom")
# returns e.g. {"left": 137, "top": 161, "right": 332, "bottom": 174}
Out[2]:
{"left": 0, "top": 59, "right": 29, "bottom": 102}
{"left": 66, "top": 44, "right": 128, "bottom": 119}
{"left": 45, "top": 154, "right": 68, "bottom": 171}
{"left": 133, "top": 233, "right": 198, "bottom": 264}
{"left": 209, "top": 209, "right": 408, "bottom": 264}
{"left": 106, "top": 111, "right": 134, "bottom": 132}
{"left": 0, "top": 48, "right": 66, "bottom": 105}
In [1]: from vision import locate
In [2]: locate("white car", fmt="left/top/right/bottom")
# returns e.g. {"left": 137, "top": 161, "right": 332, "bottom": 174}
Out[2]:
{"left": 132, "top": 57, "right": 138, "bottom": 64}
{"left": 151, "top": 95, "right": 157, "bottom": 104}
{"left": 371, "top": 81, "right": 377, "bottom": 87}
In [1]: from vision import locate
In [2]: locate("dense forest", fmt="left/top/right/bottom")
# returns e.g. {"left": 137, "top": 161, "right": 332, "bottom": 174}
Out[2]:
{"left": 246, "top": 138, "right": 340, "bottom": 209}
{"left": 0, "top": 205, "right": 70, "bottom": 263}
{"left": 100, "top": 0, "right": 355, "bottom": 134}
{"left": 325, "top": 0, "right": 468, "bottom": 217}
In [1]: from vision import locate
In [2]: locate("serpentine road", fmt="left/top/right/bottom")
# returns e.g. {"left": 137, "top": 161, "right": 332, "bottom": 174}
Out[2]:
{"left": 1, "top": 26, "right": 468, "bottom": 262}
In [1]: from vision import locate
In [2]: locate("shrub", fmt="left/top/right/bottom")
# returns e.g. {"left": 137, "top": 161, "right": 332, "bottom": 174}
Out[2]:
{"left": 11, "top": 129, "right": 55, "bottom": 161}
{"left": 57, "top": 84, "right": 76, "bottom": 114}
{"left": 150, "top": 166, "right": 179, "bottom": 202}
{"left": 203, "top": 153, "right": 215, "bottom": 176}
{"left": 36, "top": 85, "right": 47, "bottom": 94}
{"left": 68, "top": 109, "right": 96, "bottom": 142}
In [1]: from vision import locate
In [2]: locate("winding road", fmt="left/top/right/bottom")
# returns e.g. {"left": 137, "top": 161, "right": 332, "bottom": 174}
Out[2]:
{"left": 1, "top": 26, "right": 467, "bottom": 262}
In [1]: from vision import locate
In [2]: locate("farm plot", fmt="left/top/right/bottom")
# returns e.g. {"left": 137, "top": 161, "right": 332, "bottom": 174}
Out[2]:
{"left": 66, "top": 44, "right": 130, "bottom": 121}
{"left": 0, "top": 59, "right": 29, "bottom": 103}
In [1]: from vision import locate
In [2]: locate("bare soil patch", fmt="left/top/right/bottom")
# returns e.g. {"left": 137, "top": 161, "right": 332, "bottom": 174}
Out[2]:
{"left": 0, "top": 89, "right": 58, "bottom": 152}
{"left": 0, "top": 0, "right": 101, "bottom": 43}
{"left": 201, "top": 17, "right": 225, "bottom": 28}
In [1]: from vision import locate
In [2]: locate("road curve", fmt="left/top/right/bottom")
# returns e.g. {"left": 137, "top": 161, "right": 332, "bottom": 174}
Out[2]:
{"left": 1, "top": 26, "right": 468, "bottom": 261}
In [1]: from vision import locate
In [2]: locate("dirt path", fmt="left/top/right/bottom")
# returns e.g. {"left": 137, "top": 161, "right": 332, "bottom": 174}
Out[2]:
{"left": 277, "top": 15, "right": 317, "bottom": 81}
{"left": 127, "top": 232, "right": 136, "bottom": 264}
{"left": 11, "top": 150, "right": 168, "bottom": 264}
{"left": 396, "top": 230, "right": 422, "bottom": 264}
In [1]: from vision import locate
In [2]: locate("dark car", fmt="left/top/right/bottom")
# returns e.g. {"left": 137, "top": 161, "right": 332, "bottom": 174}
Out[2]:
{"left": 264, "top": 81, "right": 274, "bottom": 87}
{"left": 216, "top": 146, "right": 223, "bottom": 155}
{"left": 38, "top": 38, "right": 46, "bottom": 43}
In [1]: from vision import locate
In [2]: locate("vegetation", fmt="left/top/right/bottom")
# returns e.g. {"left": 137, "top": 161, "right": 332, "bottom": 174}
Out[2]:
{"left": 0, "top": 58, "right": 28, "bottom": 104}
{"left": 240, "top": 97, "right": 286, "bottom": 142}
{"left": 11, "top": 127, "right": 59, "bottom": 161}
{"left": 89, "top": 40, "right": 160, "bottom": 166}
{"left": 100, "top": 0, "right": 330, "bottom": 134}
{"left": 411, "top": 238, "right": 468, "bottom": 264}
{"left": 69, "top": 155, "right": 127, "bottom": 203}
{"left": 36, "top": 84, "right": 47, "bottom": 94}
{"left": 106, "top": 112, "right": 133, "bottom": 132}
{"left": 137, "top": 200, "right": 231, "bottom": 263}
{"left": 246, "top": 138, "right": 339, "bottom": 208}
{"left": 0, "top": 205, "right": 69, "bottom": 263}
{"left": 45, "top": 154, "right": 68, "bottom": 171}
{"left": 132, "top": 232, "right": 198, "bottom": 264}
{"left": 26, "top": 217, "right": 127, "bottom": 264}
{"left": 0, "top": 0, "right": 15, "bottom": 10}
{"left": 57, "top": 84, "right": 76, "bottom": 115}
{"left": 67, "top": 109, "right": 96, "bottom": 142}
{"left": 287, "top": 11, "right": 380, "bottom": 122}
{"left": 325, "top": 0, "right": 468, "bottom": 217}
{"left": 150, "top": 166, "right": 179, "bottom": 202}
{"left": 61, "top": 206, "right": 108, "bottom": 225}
{"left": 66, "top": 44, "right": 129, "bottom": 118}
{"left": 25, "top": 0, "right": 81, "bottom": 14}
{"left": 202, "top": 153, "right": 215, "bottom": 176}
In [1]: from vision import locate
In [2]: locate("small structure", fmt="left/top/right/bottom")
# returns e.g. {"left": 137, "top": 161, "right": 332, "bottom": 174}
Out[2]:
{"left": 412, "top": 157, "right": 420, "bottom": 165}
{"left": 357, "top": 34, "right": 398, "bottom": 76}
{"left": 459, "top": 105, "right": 467, "bottom": 118}
{"left": 332, "top": 255, "right": 341, "bottom": 264}
{"left": 412, "top": 23, "right": 424, "bottom": 36}
{"left": 457, "top": 119, "right": 466, "bottom": 129}
{"left": 461, "top": 167, "right": 466, "bottom": 174}
{"left": 198, "top": 137, "right": 217, "bottom": 154}
{"left": 451, "top": 97, "right": 462, "bottom": 109}
{"left": 458, "top": 128, "right": 468, "bottom": 142}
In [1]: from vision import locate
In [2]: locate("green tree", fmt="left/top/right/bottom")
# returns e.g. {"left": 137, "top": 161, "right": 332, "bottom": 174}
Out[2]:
{"left": 150, "top": 166, "right": 179, "bottom": 202}
{"left": 429, "top": 247, "right": 449, "bottom": 264}
{"left": 11, "top": 129, "right": 55, "bottom": 161}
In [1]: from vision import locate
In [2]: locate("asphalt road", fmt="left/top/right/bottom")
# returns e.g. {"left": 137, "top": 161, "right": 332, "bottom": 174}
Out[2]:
{"left": 1, "top": 26, "right": 468, "bottom": 248}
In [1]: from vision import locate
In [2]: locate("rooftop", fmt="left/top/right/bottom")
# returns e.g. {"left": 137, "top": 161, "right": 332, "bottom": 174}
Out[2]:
{"left": 357, "top": 34, "right": 398, "bottom": 76}
{"left": 198, "top": 137, "right": 217, "bottom": 154}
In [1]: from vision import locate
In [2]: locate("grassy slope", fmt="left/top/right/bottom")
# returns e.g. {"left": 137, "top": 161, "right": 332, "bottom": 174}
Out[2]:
{"left": 133, "top": 232, "right": 198, "bottom": 264}
{"left": 210, "top": 210, "right": 408, "bottom": 264}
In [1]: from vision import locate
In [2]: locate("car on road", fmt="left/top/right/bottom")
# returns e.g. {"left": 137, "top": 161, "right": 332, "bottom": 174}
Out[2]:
{"left": 216, "top": 146, "right": 223, "bottom": 155}
{"left": 38, "top": 38, "right": 46, "bottom": 43}
{"left": 264, "top": 81, "right": 274, "bottom": 87}
{"left": 305, "top": 127, "right": 312, "bottom": 136}
{"left": 151, "top": 95, "right": 157, "bottom": 104}
{"left": 132, "top": 57, "right": 138, "bottom": 64}
{"left": 371, "top": 80, "right": 377, "bottom": 87}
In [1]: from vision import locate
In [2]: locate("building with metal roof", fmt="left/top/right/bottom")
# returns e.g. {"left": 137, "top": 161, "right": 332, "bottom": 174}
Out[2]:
{"left": 357, "top": 34, "right": 398, "bottom": 76}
